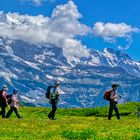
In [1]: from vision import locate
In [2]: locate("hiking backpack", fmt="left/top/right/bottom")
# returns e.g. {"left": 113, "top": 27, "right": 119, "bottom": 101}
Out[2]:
{"left": 103, "top": 90, "right": 113, "bottom": 101}
{"left": 6, "top": 94, "right": 12, "bottom": 104}
{"left": 45, "top": 86, "right": 54, "bottom": 99}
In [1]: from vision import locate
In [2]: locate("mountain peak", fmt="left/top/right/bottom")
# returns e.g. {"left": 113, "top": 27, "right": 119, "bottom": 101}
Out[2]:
{"left": 0, "top": 12, "right": 7, "bottom": 23}
{"left": 103, "top": 48, "right": 121, "bottom": 54}
{"left": 103, "top": 47, "right": 114, "bottom": 52}
{"left": 0, "top": 12, "right": 21, "bottom": 25}
{"left": 103, "top": 48, "right": 132, "bottom": 60}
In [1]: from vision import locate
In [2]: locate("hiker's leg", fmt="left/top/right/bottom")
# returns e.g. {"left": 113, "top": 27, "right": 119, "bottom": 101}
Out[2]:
{"left": 48, "top": 100, "right": 57, "bottom": 118}
{"left": 1, "top": 106, "right": 6, "bottom": 118}
{"left": 51, "top": 102, "right": 57, "bottom": 119}
{"left": 13, "top": 107, "right": 21, "bottom": 118}
{"left": 108, "top": 101, "right": 114, "bottom": 120}
{"left": 6, "top": 107, "right": 14, "bottom": 118}
{"left": 48, "top": 102, "right": 53, "bottom": 117}
{"left": 114, "top": 103, "right": 120, "bottom": 119}
{"left": 0, "top": 107, "right": 2, "bottom": 115}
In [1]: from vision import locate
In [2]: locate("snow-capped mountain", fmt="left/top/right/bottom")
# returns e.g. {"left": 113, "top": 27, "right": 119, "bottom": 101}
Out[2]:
{"left": 0, "top": 12, "right": 140, "bottom": 107}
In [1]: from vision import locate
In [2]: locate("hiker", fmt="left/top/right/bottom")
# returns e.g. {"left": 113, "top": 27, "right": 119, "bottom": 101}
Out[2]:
{"left": 108, "top": 84, "right": 121, "bottom": 120}
{"left": 6, "top": 89, "right": 23, "bottom": 119}
{"left": 48, "top": 81, "right": 60, "bottom": 120}
{"left": 0, "top": 85, "right": 9, "bottom": 118}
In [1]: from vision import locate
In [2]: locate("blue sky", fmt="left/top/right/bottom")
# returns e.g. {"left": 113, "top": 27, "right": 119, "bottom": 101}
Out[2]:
{"left": 0, "top": 0, "right": 140, "bottom": 61}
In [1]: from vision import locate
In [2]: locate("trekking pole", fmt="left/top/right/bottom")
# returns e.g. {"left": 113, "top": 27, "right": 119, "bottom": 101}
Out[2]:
{"left": 6, "top": 102, "right": 10, "bottom": 109}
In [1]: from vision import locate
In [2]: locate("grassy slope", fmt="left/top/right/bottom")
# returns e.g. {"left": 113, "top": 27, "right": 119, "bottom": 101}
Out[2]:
{"left": 0, "top": 102, "right": 139, "bottom": 140}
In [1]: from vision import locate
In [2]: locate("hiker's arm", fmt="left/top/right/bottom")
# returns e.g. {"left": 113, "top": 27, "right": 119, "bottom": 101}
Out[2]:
{"left": 49, "top": 88, "right": 54, "bottom": 103}
{"left": 55, "top": 99, "right": 59, "bottom": 103}
{"left": 49, "top": 93, "right": 51, "bottom": 103}
{"left": 111, "top": 96, "right": 117, "bottom": 100}
{"left": 117, "top": 94, "right": 121, "bottom": 98}
{"left": 3, "top": 96, "right": 8, "bottom": 103}
{"left": 2, "top": 93, "right": 9, "bottom": 108}
{"left": 49, "top": 92, "right": 52, "bottom": 99}
{"left": 49, "top": 88, "right": 54, "bottom": 99}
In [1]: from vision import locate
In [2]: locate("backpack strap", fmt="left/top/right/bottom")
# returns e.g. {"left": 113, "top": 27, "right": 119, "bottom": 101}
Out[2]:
{"left": 51, "top": 86, "right": 55, "bottom": 92}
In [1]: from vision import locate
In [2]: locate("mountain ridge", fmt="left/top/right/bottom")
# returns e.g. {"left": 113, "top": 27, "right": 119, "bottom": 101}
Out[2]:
{"left": 0, "top": 12, "right": 140, "bottom": 107}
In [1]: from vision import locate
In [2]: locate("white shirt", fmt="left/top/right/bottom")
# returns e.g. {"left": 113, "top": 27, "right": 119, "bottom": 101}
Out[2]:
{"left": 10, "top": 94, "right": 19, "bottom": 108}
{"left": 50, "top": 87, "right": 59, "bottom": 100}
{"left": 110, "top": 90, "right": 120, "bottom": 102}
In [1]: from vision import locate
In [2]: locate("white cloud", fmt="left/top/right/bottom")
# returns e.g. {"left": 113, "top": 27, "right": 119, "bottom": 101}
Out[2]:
{"left": 0, "top": 1, "right": 90, "bottom": 62}
{"left": 30, "top": 0, "right": 42, "bottom": 5}
{"left": 93, "top": 22, "right": 139, "bottom": 50}
{"left": 62, "top": 39, "right": 90, "bottom": 61}
{"left": 20, "top": 0, "right": 55, "bottom": 6}
{"left": 49, "top": 1, "right": 89, "bottom": 37}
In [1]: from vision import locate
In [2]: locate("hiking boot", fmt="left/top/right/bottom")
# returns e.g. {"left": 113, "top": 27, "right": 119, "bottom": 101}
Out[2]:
{"left": 18, "top": 116, "right": 23, "bottom": 119}
{"left": 52, "top": 117, "right": 57, "bottom": 120}
{"left": 48, "top": 115, "right": 52, "bottom": 120}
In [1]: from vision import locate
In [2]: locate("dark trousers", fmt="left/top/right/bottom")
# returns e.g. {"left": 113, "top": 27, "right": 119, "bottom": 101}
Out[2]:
{"left": 6, "top": 107, "right": 21, "bottom": 118}
{"left": 0, "top": 106, "right": 6, "bottom": 118}
{"left": 108, "top": 101, "right": 120, "bottom": 120}
{"left": 48, "top": 100, "right": 57, "bottom": 119}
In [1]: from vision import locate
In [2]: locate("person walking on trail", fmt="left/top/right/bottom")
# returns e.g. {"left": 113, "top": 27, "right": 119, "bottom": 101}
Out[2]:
{"left": 0, "top": 85, "right": 9, "bottom": 118}
{"left": 6, "top": 89, "right": 23, "bottom": 119}
{"left": 48, "top": 81, "right": 60, "bottom": 120}
{"left": 108, "top": 84, "right": 121, "bottom": 120}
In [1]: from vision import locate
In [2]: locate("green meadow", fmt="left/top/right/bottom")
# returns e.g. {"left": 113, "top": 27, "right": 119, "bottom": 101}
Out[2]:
{"left": 0, "top": 102, "right": 139, "bottom": 140}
